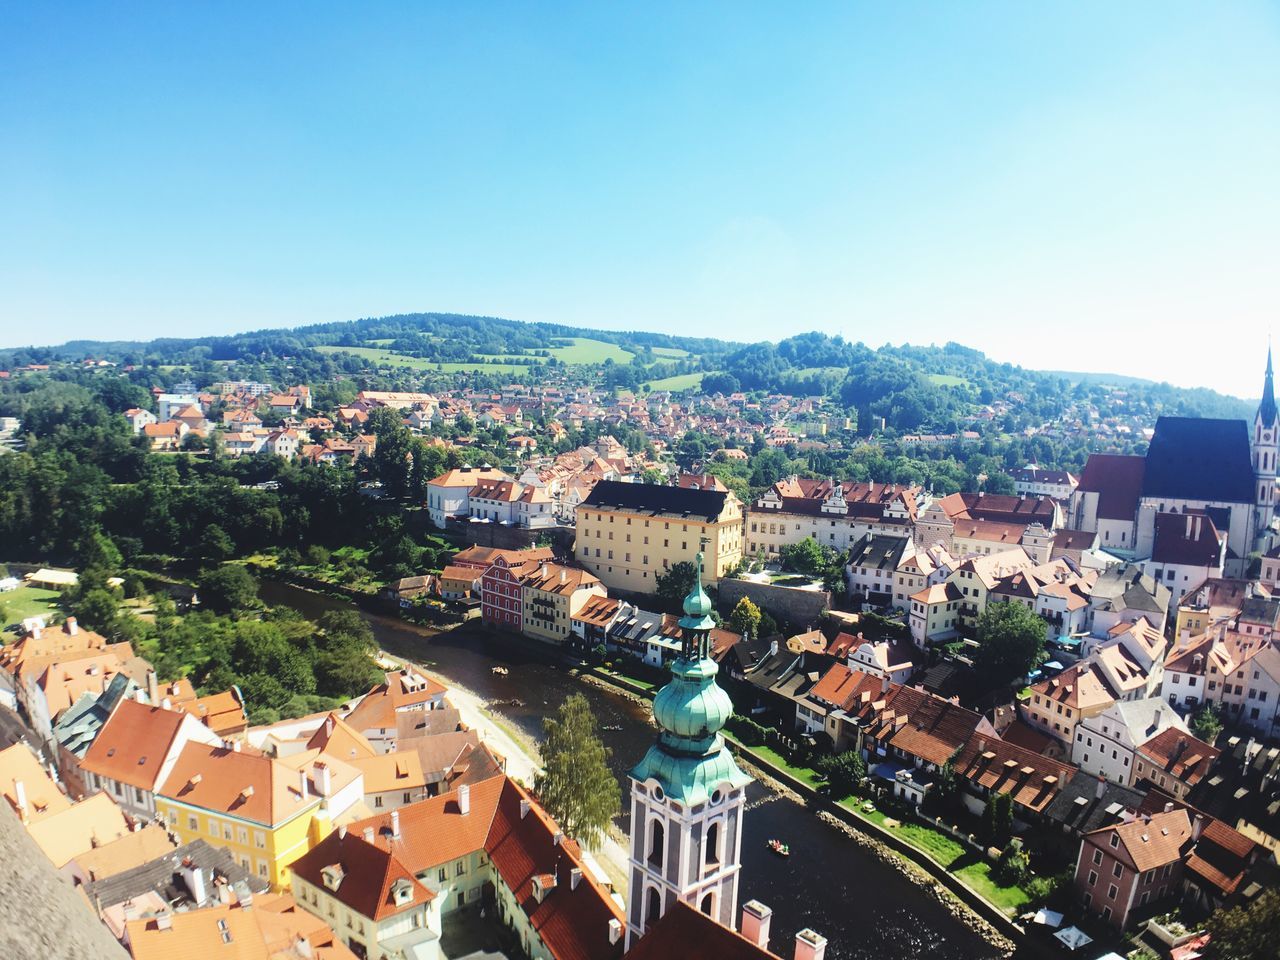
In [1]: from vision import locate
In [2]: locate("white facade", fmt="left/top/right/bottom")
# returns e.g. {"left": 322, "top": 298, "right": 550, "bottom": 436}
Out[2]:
{"left": 626, "top": 777, "right": 746, "bottom": 947}
{"left": 1071, "top": 699, "right": 1187, "bottom": 786}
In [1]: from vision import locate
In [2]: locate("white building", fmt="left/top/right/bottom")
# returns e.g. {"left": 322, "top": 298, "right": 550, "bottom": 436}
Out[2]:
{"left": 1071, "top": 698, "right": 1187, "bottom": 785}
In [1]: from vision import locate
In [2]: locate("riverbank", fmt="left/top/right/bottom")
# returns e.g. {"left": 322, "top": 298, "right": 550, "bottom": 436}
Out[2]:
{"left": 260, "top": 579, "right": 1020, "bottom": 960}
{"left": 373, "top": 643, "right": 634, "bottom": 894}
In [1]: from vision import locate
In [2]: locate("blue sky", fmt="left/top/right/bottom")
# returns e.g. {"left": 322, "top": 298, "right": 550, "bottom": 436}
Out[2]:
{"left": 3, "top": 3, "right": 1278, "bottom": 395}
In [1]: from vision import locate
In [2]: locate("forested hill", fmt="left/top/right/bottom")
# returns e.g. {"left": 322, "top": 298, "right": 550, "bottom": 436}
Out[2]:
{"left": 0, "top": 312, "right": 737, "bottom": 368}
{"left": 0, "top": 313, "right": 1253, "bottom": 426}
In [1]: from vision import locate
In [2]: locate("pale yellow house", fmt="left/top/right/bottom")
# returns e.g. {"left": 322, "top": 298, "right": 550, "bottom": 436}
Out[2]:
{"left": 576, "top": 480, "right": 743, "bottom": 595}
{"left": 519, "top": 562, "right": 605, "bottom": 645}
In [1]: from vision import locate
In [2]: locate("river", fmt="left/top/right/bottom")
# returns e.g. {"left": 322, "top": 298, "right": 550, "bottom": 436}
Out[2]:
{"left": 263, "top": 582, "right": 1031, "bottom": 960}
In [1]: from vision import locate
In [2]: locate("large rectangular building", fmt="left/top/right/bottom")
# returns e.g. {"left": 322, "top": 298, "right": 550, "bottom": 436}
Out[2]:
{"left": 576, "top": 480, "right": 743, "bottom": 594}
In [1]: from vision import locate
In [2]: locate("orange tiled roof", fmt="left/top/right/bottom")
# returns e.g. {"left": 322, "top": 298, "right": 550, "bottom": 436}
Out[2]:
{"left": 1086, "top": 809, "right": 1192, "bottom": 873}
{"left": 81, "top": 699, "right": 191, "bottom": 791}
{"left": 0, "top": 742, "right": 71, "bottom": 822}
{"left": 953, "top": 736, "right": 1073, "bottom": 813}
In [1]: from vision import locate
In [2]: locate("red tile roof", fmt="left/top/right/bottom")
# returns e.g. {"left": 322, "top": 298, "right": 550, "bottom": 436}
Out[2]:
{"left": 1078, "top": 454, "right": 1146, "bottom": 521}
{"left": 627, "top": 901, "right": 773, "bottom": 960}
{"left": 289, "top": 827, "right": 434, "bottom": 922}
{"left": 81, "top": 699, "right": 191, "bottom": 792}
{"left": 953, "top": 736, "right": 1073, "bottom": 813}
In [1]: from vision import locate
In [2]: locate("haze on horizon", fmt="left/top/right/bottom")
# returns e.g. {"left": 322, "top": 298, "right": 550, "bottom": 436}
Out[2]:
{"left": 3, "top": 3, "right": 1278, "bottom": 397}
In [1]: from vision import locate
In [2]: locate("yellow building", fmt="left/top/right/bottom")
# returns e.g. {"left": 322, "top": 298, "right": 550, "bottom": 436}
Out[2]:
{"left": 156, "top": 741, "right": 364, "bottom": 889}
{"left": 576, "top": 480, "right": 743, "bottom": 594}
{"left": 519, "top": 561, "right": 605, "bottom": 644}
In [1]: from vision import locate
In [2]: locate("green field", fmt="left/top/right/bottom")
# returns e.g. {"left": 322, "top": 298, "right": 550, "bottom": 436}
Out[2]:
{"left": 927, "top": 373, "right": 970, "bottom": 387}
{"left": 0, "top": 586, "right": 61, "bottom": 630}
{"left": 547, "top": 337, "right": 634, "bottom": 364}
{"left": 316, "top": 345, "right": 441, "bottom": 369}
{"left": 644, "top": 372, "right": 706, "bottom": 392}
{"left": 320, "top": 336, "right": 635, "bottom": 371}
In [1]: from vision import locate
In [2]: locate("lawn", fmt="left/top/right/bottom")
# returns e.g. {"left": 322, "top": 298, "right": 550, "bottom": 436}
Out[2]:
{"left": 748, "top": 744, "right": 826, "bottom": 790}
{"left": 839, "top": 798, "right": 1030, "bottom": 913}
{"left": 0, "top": 586, "right": 61, "bottom": 630}
{"left": 927, "top": 373, "right": 970, "bottom": 387}
{"left": 644, "top": 372, "right": 707, "bottom": 392}
{"left": 547, "top": 337, "right": 634, "bottom": 364}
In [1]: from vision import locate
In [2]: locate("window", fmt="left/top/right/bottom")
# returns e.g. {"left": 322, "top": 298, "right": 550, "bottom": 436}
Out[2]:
{"left": 1113, "top": 862, "right": 1123, "bottom": 879}
{"left": 1088, "top": 870, "right": 1098, "bottom": 886}
{"left": 1107, "top": 883, "right": 1118, "bottom": 900}
{"left": 1092, "top": 849, "right": 1102, "bottom": 866}
{"left": 648, "top": 820, "right": 665, "bottom": 868}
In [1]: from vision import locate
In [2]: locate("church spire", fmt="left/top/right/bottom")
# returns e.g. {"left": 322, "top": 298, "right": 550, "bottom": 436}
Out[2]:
{"left": 625, "top": 552, "right": 753, "bottom": 947}
{"left": 1261, "top": 342, "right": 1278, "bottom": 428}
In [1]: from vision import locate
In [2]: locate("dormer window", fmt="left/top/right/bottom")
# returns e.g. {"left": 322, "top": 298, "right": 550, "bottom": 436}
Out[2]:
{"left": 392, "top": 878, "right": 415, "bottom": 905}
{"left": 321, "top": 864, "right": 345, "bottom": 892}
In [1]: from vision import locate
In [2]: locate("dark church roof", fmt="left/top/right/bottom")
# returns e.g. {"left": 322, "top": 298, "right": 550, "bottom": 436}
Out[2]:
{"left": 1142, "top": 417, "right": 1255, "bottom": 505}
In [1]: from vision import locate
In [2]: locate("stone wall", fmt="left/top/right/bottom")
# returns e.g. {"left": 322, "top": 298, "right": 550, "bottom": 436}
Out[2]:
{"left": 718, "top": 577, "right": 831, "bottom": 629}
{"left": 441, "top": 519, "right": 575, "bottom": 555}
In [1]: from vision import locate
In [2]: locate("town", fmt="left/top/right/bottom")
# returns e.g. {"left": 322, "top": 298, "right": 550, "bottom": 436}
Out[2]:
{"left": 0, "top": 327, "right": 1277, "bottom": 960}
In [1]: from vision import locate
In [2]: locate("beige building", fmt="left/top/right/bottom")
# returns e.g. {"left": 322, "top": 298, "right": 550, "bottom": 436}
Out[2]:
{"left": 576, "top": 480, "right": 743, "bottom": 595}
{"left": 519, "top": 562, "right": 606, "bottom": 645}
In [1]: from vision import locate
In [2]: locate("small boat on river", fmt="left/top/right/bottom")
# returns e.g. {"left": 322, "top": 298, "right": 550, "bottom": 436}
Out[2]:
{"left": 767, "top": 839, "right": 790, "bottom": 857}
{"left": 491, "top": 666, "right": 509, "bottom": 676}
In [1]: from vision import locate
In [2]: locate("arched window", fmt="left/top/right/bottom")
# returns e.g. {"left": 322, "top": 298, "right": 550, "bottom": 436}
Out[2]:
{"left": 700, "top": 892, "right": 714, "bottom": 915}
{"left": 647, "top": 820, "right": 664, "bottom": 868}
{"left": 705, "top": 822, "right": 720, "bottom": 866}
{"left": 646, "top": 887, "right": 662, "bottom": 924}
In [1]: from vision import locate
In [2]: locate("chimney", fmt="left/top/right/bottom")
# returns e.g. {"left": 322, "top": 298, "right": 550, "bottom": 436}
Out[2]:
{"left": 315, "top": 762, "right": 332, "bottom": 797}
{"left": 161, "top": 697, "right": 172, "bottom": 711}
{"left": 1096, "top": 777, "right": 1106, "bottom": 801}
{"left": 232, "top": 740, "right": 241, "bottom": 753}
{"left": 560, "top": 568, "right": 567, "bottom": 585}
{"left": 134, "top": 688, "right": 147, "bottom": 703}
{"left": 608, "top": 918, "right": 623, "bottom": 945}
{"left": 458, "top": 784, "right": 470, "bottom": 816}
{"left": 338, "top": 824, "right": 347, "bottom": 839}
{"left": 1185, "top": 514, "right": 1193, "bottom": 538}
{"left": 741, "top": 901, "right": 772, "bottom": 951}
{"left": 570, "top": 867, "right": 582, "bottom": 890}
{"left": 553, "top": 831, "right": 564, "bottom": 846}
{"left": 65, "top": 617, "right": 78, "bottom": 635}
{"left": 391, "top": 809, "right": 401, "bottom": 839}
{"left": 1164, "top": 802, "right": 1174, "bottom": 814}
{"left": 181, "top": 864, "right": 207, "bottom": 905}
{"left": 520, "top": 799, "right": 531, "bottom": 819}
{"left": 13, "top": 780, "right": 28, "bottom": 823}
{"left": 1192, "top": 814, "right": 1205, "bottom": 843}
{"left": 299, "top": 769, "right": 309, "bottom": 797}
{"left": 770, "top": 639, "right": 779, "bottom": 657}
{"left": 156, "top": 913, "right": 173, "bottom": 931}
{"left": 147, "top": 669, "right": 159, "bottom": 703}
{"left": 363, "top": 827, "right": 375, "bottom": 843}
{"left": 794, "top": 929, "right": 827, "bottom": 960}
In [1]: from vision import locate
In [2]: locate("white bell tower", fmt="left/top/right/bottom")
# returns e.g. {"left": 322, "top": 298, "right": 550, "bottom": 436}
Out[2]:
{"left": 624, "top": 553, "right": 753, "bottom": 949}
{"left": 1253, "top": 345, "right": 1279, "bottom": 544}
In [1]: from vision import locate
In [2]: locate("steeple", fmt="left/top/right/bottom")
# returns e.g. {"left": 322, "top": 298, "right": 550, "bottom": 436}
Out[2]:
{"left": 625, "top": 552, "right": 752, "bottom": 947}
{"left": 1261, "top": 343, "right": 1278, "bottom": 429}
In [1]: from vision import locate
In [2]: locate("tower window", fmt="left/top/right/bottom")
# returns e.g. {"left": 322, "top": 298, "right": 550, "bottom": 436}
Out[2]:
{"left": 705, "top": 822, "right": 721, "bottom": 866}
{"left": 646, "top": 887, "right": 662, "bottom": 924}
{"left": 647, "top": 820, "right": 665, "bottom": 868}
{"left": 700, "top": 892, "right": 714, "bottom": 915}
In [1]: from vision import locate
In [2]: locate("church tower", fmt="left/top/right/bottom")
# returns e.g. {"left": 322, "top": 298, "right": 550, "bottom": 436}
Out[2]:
{"left": 625, "top": 553, "right": 753, "bottom": 949}
{"left": 1254, "top": 345, "right": 1279, "bottom": 542}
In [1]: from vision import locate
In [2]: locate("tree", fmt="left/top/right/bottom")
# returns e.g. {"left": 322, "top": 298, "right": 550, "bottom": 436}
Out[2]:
{"left": 1207, "top": 888, "right": 1280, "bottom": 960}
{"left": 197, "top": 524, "right": 235, "bottom": 563}
{"left": 535, "top": 694, "right": 620, "bottom": 850}
{"left": 982, "top": 791, "right": 1014, "bottom": 846}
{"left": 925, "top": 752, "right": 961, "bottom": 815}
{"left": 656, "top": 561, "right": 698, "bottom": 611}
{"left": 727, "top": 597, "right": 762, "bottom": 639}
{"left": 198, "top": 565, "right": 259, "bottom": 614}
{"left": 1190, "top": 703, "right": 1223, "bottom": 743}
{"left": 972, "top": 601, "right": 1047, "bottom": 689}
{"left": 817, "top": 750, "right": 866, "bottom": 799}
{"left": 993, "top": 843, "right": 1029, "bottom": 885}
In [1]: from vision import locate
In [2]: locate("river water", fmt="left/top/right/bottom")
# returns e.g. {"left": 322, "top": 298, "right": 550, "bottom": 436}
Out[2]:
{"left": 262, "top": 582, "right": 1029, "bottom": 960}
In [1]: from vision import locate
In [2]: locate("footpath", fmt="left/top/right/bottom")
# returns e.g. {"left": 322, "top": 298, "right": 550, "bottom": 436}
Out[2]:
{"left": 375, "top": 647, "right": 633, "bottom": 894}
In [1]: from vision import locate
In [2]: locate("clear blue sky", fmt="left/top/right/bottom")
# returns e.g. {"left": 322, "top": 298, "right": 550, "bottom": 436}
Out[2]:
{"left": 3, "top": 3, "right": 1278, "bottom": 395}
